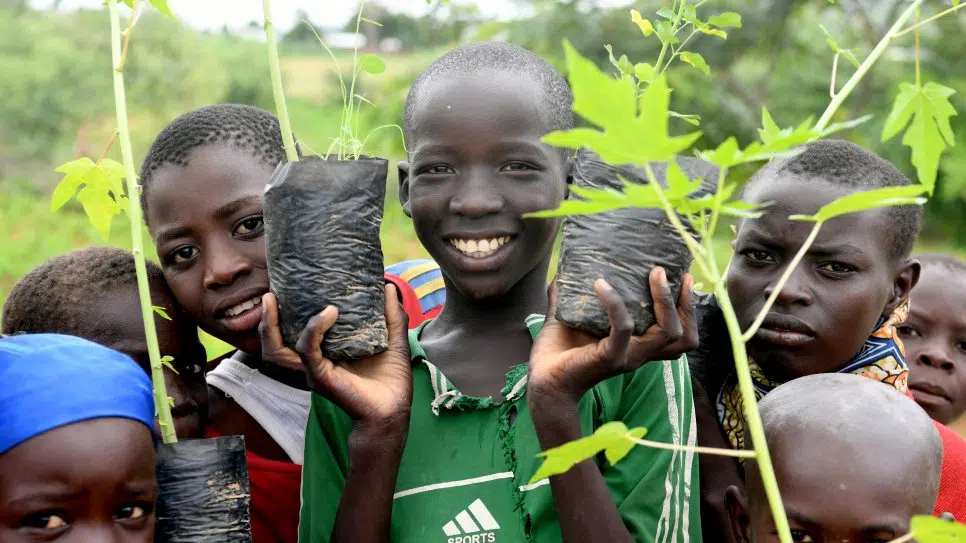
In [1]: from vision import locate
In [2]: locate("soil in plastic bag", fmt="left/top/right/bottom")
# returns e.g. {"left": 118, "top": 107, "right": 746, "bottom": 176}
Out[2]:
{"left": 155, "top": 435, "right": 251, "bottom": 542}
{"left": 555, "top": 149, "right": 719, "bottom": 338}
{"left": 264, "top": 157, "right": 388, "bottom": 361}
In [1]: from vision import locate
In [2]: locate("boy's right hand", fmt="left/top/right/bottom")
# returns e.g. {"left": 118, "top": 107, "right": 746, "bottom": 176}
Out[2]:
{"left": 295, "top": 284, "right": 413, "bottom": 432}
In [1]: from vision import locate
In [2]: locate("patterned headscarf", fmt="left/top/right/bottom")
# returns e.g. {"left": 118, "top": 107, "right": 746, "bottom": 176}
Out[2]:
{"left": 717, "top": 300, "right": 909, "bottom": 450}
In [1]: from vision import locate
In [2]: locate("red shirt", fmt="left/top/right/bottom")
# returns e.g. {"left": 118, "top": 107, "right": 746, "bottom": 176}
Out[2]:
{"left": 934, "top": 421, "right": 966, "bottom": 520}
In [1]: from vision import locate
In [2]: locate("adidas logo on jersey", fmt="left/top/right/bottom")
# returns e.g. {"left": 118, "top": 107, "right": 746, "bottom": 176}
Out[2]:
{"left": 442, "top": 498, "right": 500, "bottom": 543}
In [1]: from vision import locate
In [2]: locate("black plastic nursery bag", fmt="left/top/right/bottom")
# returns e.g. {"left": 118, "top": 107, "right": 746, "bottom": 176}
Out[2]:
{"left": 555, "top": 149, "right": 719, "bottom": 338}
{"left": 264, "top": 157, "right": 389, "bottom": 361}
{"left": 155, "top": 435, "right": 252, "bottom": 542}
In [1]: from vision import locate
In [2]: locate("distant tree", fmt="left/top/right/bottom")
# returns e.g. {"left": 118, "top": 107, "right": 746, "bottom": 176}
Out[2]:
{"left": 283, "top": 9, "right": 322, "bottom": 44}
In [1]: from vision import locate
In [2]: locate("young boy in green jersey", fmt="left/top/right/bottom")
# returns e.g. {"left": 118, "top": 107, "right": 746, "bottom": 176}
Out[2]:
{"left": 290, "top": 42, "right": 702, "bottom": 543}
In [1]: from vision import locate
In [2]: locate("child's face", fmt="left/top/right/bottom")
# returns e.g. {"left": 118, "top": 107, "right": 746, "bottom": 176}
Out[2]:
{"left": 400, "top": 71, "right": 568, "bottom": 300}
{"left": 727, "top": 173, "right": 912, "bottom": 380}
{"left": 901, "top": 265, "right": 966, "bottom": 424}
{"left": 733, "top": 437, "right": 924, "bottom": 543}
{"left": 147, "top": 144, "right": 274, "bottom": 355}
{"left": 0, "top": 418, "right": 156, "bottom": 542}
{"left": 100, "top": 285, "right": 209, "bottom": 439}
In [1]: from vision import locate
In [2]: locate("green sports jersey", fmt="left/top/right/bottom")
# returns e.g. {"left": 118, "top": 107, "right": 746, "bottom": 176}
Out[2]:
{"left": 299, "top": 315, "right": 701, "bottom": 543}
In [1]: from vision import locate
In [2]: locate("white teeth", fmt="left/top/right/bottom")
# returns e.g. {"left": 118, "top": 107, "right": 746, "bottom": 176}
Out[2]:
{"left": 225, "top": 296, "right": 262, "bottom": 318}
{"left": 449, "top": 237, "right": 511, "bottom": 258}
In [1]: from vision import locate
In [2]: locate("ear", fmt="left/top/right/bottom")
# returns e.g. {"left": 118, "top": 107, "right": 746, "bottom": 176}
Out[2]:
{"left": 398, "top": 161, "right": 412, "bottom": 218}
{"left": 725, "top": 485, "right": 752, "bottom": 543}
{"left": 883, "top": 257, "right": 921, "bottom": 318}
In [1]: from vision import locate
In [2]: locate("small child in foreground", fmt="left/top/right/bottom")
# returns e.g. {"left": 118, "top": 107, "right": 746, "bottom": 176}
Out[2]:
{"left": 901, "top": 253, "right": 966, "bottom": 425}
{"left": 0, "top": 334, "right": 157, "bottom": 541}
{"left": 727, "top": 373, "right": 942, "bottom": 542}
{"left": 2, "top": 246, "right": 208, "bottom": 439}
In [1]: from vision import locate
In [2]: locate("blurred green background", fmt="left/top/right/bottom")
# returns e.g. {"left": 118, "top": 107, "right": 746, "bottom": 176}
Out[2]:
{"left": 3, "top": 0, "right": 966, "bottom": 355}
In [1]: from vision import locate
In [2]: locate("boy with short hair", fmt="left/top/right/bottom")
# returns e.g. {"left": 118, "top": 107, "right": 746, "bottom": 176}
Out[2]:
{"left": 0, "top": 333, "right": 158, "bottom": 542}
{"left": 2, "top": 246, "right": 208, "bottom": 439}
{"left": 139, "top": 103, "right": 446, "bottom": 543}
{"left": 690, "top": 138, "right": 966, "bottom": 524}
{"left": 901, "top": 253, "right": 966, "bottom": 425}
{"left": 296, "top": 41, "right": 701, "bottom": 543}
{"left": 726, "top": 373, "right": 943, "bottom": 542}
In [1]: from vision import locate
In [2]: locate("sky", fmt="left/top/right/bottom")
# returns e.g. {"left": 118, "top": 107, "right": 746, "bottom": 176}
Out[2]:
{"left": 28, "top": 0, "right": 625, "bottom": 32}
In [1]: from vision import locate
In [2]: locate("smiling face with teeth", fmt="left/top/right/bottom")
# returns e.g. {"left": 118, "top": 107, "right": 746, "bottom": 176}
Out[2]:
{"left": 400, "top": 71, "right": 569, "bottom": 300}
{"left": 147, "top": 144, "right": 274, "bottom": 356}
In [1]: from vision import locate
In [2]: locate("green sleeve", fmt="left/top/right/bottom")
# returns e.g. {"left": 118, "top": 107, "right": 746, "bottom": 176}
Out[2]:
{"left": 599, "top": 355, "right": 702, "bottom": 542}
{"left": 298, "top": 394, "right": 354, "bottom": 543}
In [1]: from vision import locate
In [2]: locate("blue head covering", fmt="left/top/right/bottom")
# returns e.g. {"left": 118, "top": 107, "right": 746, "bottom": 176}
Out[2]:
{"left": 0, "top": 333, "right": 156, "bottom": 454}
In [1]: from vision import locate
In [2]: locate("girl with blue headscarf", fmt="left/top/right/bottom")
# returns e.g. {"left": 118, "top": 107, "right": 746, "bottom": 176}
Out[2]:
{"left": 0, "top": 333, "right": 157, "bottom": 542}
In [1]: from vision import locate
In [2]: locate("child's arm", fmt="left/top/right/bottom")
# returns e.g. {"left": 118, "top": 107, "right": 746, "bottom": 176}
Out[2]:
{"left": 263, "top": 286, "right": 412, "bottom": 543}
{"left": 528, "top": 268, "right": 697, "bottom": 542}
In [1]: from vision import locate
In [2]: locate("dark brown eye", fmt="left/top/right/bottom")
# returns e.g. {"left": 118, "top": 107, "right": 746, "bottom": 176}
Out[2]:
{"left": 22, "top": 511, "right": 68, "bottom": 530}
{"left": 897, "top": 325, "right": 920, "bottom": 338}
{"left": 169, "top": 246, "right": 198, "bottom": 264}
{"left": 234, "top": 216, "right": 264, "bottom": 237}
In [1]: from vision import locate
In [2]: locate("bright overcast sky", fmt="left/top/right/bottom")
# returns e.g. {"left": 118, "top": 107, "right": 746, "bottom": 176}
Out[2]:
{"left": 30, "top": 0, "right": 635, "bottom": 32}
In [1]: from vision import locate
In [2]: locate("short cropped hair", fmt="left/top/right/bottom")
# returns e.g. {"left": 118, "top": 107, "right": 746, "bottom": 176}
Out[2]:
{"left": 139, "top": 104, "right": 291, "bottom": 220}
{"left": 917, "top": 253, "right": 966, "bottom": 274}
{"left": 403, "top": 41, "right": 574, "bottom": 141}
{"left": 748, "top": 139, "right": 923, "bottom": 260}
{"left": 2, "top": 247, "right": 165, "bottom": 344}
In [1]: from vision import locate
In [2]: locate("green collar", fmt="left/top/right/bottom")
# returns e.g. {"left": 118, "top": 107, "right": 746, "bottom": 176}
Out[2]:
{"left": 409, "top": 315, "right": 545, "bottom": 415}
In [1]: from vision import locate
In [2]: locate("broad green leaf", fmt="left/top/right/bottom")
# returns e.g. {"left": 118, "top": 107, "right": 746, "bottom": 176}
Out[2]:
{"left": 149, "top": 0, "right": 174, "bottom": 17}
{"left": 664, "top": 161, "right": 703, "bottom": 199}
{"left": 911, "top": 514, "right": 966, "bottom": 542}
{"left": 52, "top": 158, "right": 97, "bottom": 211}
{"left": 160, "top": 355, "right": 179, "bottom": 375}
{"left": 603, "top": 45, "right": 633, "bottom": 78}
{"left": 359, "top": 54, "right": 386, "bottom": 75}
{"left": 153, "top": 305, "right": 172, "bottom": 321}
{"left": 630, "top": 9, "right": 654, "bottom": 36}
{"left": 681, "top": 6, "right": 728, "bottom": 39}
{"left": 656, "top": 7, "right": 674, "bottom": 19}
{"left": 634, "top": 62, "right": 656, "bottom": 83}
{"left": 708, "top": 12, "right": 742, "bottom": 28}
{"left": 52, "top": 158, "right": 127, "bottom": 239}
{"left": 562, "top": 41, "right": 636, "bottom": 129}
{"left": 119, "top": 0, "right": 135, "bottom": 8}
{"left": 759, "top": 107, "right": 782, "bottom": 145}
{"left": 680, "top": 52, "right": 710, "bottom": 76}
{"left": 790, "top": 185, "right": 928, "bottom": 223}
{"left": 542, "top": 128, "right": 610, "bottom": 150}
{"left": 881, "top": 82, "right": 957, "bottom": 193}
{"left": 655, "top": 21, "right": 680, "bottom": 45}
{"left": 529, "top": 422, "right": 647, "bottom": 484}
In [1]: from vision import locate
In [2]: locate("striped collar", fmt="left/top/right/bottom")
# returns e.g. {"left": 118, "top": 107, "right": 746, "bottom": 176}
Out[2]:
{"left": 409, "top": 314, "right": 545, "bottom": 415}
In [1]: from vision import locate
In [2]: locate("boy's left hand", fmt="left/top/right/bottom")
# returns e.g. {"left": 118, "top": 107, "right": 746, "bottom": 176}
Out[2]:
{"left": 529, "top": 267, "right": 697, "bottom": 404}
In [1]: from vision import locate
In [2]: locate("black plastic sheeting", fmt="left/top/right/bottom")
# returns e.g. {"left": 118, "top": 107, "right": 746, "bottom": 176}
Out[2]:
{"left": 155, "top": 435, "right": 251, "bottom": 542}
{"left": 555, "top": 149, "right": 719, "bottom": 338}
{"left": 264, "top": 158, "right": 389, "bottom": 361}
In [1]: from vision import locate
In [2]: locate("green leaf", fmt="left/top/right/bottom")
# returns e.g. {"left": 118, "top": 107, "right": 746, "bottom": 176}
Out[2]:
{"left": 790, "top": 185, "right": 928, "bottom": 223}
{"left": 679, "top": 52, "right": 710, "bottom": 76}
{"left": 160, "top": 355, "right": 179, "bottom": 375}
{"left": 119, "top": 0, "right": 135, "bottom": 8}
{"left": 655, "top": 20, "right": 680, "bottom": 45}
{"left": 153, "top": 305, "right": 172, "bottom": 321}
{"left": 819, "top": 25, "right": 859, "bottom": 68}
{"left": 359, "top": 54, "right": 386, "bottom": 75}
{"left": 708, "top": 12, "right": 742, "bottom": 28}
{"left": 881, "top": 82, "right": 957, "bottom": 193}
{"left": 149, "top": 0, "right": 174, "bottom": 17}
{"left": 911, "top": 514, "right": 966, "bottom": 542}
{"left": 669, "top": 111, "right": 701, "bottom": 126}
{"left": 656, "top": 7, "right": 674, "bottom": 19}
{"left": 759, "top": 107, "right": 782, "bottom": 144}
{"left": 630, "top": 9, "right": 654, "bottom": 37}
{"left": 819, "top": 114, "right": 874, "bottom": 138}
{"left": 564, "top": 41, "right": 636, "bottom": 125}
{"left": 52, "top": 157, "right": 127, "bottom": 240}
{"left": 603, "top": 45, "right": 633, "bottom": 78}
{"left": 528, "top": 422, "right": 647, "bottom": 485}
{"left": 634, "top": 62, "right": 656, "bottom": 83}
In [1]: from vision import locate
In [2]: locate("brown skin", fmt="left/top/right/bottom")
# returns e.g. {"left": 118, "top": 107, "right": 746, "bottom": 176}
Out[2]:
{"left": 275, "top": 69, "right": 696, "bottom": 542}
{"left": 0, "top": 418, "right": 156, "bottom": 542}
{"left": 726, "top": 430, "right": 932, "bottom": 543}
{"left": 146, "top": 143, "right": 306, "bottom": 462}
{"left": 98, "top": 285, "right": 209, "bottom": 439}
{"left": 901, "top": 265, "right": 966, "bottom": 424}
{"left": 727, "top": 174, "right": 919, "bottom": 383}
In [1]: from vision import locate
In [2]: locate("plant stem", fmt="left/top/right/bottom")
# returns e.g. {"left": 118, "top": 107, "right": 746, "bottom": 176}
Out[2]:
{"left": 642, "top": 164, "right": 714, "bottom": 281}
{"left": 814, "top": 0, "right": 924, "bottom": 132}
{"left": 741, "top": 221, "right": 822, "bottom": 342}
{"left": 715, "top": 283, "right": 792, "bottom": 543}
{"left": 108, "top": 0, "right": 176, "bottom": 444}
{"left": 94, "top": 131, "right": 119, "bottom": 166}
{"left": 886, "top": 533, "right": 915, "bottom": 543}
{"left": 914, "top": 6, "right": 921, "bottom": 88}
{"left": 262, "top": 0, "right": 299, "bottom": 163}
{"left": 628, "top": 437, "right": 757, "bottom": 458}
{"left": 893, "top": 1, "right": 966, "bottom": 38}
{"left": 344, "top": 1, "right": 366, "bottom": 160}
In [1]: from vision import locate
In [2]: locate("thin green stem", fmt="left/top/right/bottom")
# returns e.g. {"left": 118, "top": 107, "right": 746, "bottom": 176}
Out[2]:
{"left": 704, "top": 167, "right": 728, "bottom": 253}
{"left": 741, "top": 221, "right": 822, "bottom": 343}
{"left": 893, "top": 1, "right": 966, "bottom": 38}
{"left": 715, "top": 284, "right": 792, "bottom": 543}
{"left": 628, "top": 437, "right": 757, "bottom": 459}
{"left": 814, "top": 0, "right": 924, "bottom": 131}
{"left": 108, "top": 0, "right": 176, "bottom": 444}
{"left": 914, "top": 6, "right": 921, "bottom": 88}
{"left": 642, "top": 163, "right": 714, "bottom": 281}
{"left": 262, "top": 0, "right": 299, "bottom": 163}
{"left": 344, "top": 1, "right": 366, "bottom": 160}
